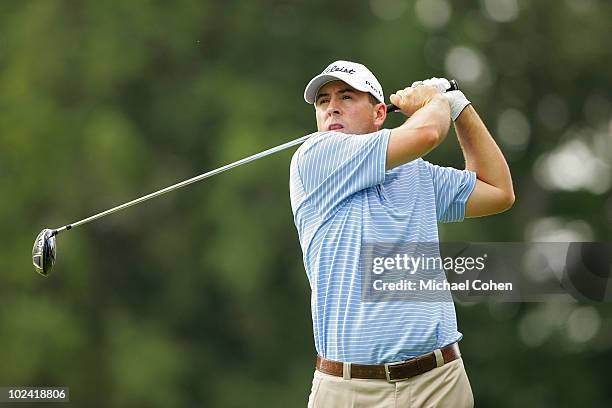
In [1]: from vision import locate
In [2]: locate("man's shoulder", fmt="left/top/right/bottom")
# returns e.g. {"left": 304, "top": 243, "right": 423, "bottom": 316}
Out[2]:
{"left": 299, "top": 131, "right": 346, "bottom": 150}
{"left": 294, "top": 129, "right": 389, "bottom": 156}
{"left": 291, "top": 129, "right": 391, "bottom": 173}
{"left": 290, "top": 131, "right": 344, "bottom": 166}
{"left": 290, "top": 133, "right": 331, "bottom": 179}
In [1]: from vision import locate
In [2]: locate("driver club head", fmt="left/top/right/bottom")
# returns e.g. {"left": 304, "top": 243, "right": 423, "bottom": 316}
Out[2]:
{"left": 32, "top": 229, "right": 57, "bottom": 277}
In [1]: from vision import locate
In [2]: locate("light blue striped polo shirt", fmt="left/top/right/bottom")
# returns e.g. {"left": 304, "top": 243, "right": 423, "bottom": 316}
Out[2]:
{"left": 289, "top": 129, "right": 477, "bottom": 364}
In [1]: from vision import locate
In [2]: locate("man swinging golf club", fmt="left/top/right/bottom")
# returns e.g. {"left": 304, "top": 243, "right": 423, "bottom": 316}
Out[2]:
{"left": 289, "top": 60, "right": 514, "bottom": 407}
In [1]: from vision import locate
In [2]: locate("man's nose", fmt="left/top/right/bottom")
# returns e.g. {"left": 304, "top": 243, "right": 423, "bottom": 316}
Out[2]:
{"left": 326, "top": 98, "right": 341, "bottom": 116}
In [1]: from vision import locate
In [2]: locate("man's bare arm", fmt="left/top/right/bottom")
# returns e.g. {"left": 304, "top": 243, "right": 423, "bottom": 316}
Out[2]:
{"left": 455, "top": 105, "right": 515, "bottom": 217}
{"left": 386, "top": 87, "right": 451, "bottom": 170}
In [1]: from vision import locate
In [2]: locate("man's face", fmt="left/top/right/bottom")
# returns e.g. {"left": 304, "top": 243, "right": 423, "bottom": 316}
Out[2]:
{"left": 314, "top": 80, "right": 386, "bottom": 135}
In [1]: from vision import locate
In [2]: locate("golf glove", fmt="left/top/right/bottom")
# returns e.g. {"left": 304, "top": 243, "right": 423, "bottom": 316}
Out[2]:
{"left": 411, "top": 77, "right": 471, "bottom": 121}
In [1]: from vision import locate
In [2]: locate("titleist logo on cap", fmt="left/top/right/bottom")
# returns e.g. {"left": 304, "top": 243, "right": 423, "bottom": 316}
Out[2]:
{"left": 323, "top": 65, "right": 356, "bottom": 75}
{"left": 322, "top": 65, "right": 383, "bottom": 98}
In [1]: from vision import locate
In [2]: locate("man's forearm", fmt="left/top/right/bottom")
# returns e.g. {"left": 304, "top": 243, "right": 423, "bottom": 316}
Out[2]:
{"left": 402, "top": 94, "right": 451, "bottom": 146}
{"left": 455, "top": 106, "right": 514, "bottom": 196}
{"left": 386, "top": 95, "right": 450, "bottom": 169}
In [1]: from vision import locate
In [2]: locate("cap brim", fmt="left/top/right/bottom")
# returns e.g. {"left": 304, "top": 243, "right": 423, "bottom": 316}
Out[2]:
{"left": 304, "top": 72, "right": 378, "bottom": 104}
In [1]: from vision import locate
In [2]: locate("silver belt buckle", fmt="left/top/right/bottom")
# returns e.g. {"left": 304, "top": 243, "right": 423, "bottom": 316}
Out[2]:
{"left": 384, "top": 360, "right": 404, "bottom": 383}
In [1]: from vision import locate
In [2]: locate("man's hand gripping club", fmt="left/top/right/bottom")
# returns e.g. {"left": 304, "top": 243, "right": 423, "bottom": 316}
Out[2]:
{"left": 411, "top": 77, "right": 471, "bottom": 121}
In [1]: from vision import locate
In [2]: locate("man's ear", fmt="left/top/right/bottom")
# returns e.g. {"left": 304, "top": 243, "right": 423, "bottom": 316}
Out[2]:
{"left": 374, "top": 103, "right": 387, "bottom": 127}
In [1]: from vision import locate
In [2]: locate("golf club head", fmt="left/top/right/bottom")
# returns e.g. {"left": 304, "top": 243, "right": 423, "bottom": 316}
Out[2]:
{"left": 32, "top": 229, "right": 56, "bottom": 276}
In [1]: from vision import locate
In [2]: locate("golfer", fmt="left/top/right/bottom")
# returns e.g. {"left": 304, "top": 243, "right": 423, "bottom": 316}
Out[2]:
{"left": 289, "top": 60, "right": 514, "bottom": 407}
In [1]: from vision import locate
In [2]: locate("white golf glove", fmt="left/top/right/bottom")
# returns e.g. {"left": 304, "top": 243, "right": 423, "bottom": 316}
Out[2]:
{"left": 411, "top": 77, "right": 471, "bottom": 121}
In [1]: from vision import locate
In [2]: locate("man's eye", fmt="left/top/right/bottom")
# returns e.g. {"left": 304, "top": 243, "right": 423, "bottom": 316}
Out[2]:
{"left": 318, "top": 99, "right": 329, "bottom": 105}
{"left": 342, "top": 95, "right": 352, "bottom": 100}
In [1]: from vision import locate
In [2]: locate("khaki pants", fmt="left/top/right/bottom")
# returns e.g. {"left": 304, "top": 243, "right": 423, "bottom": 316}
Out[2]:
{"left": 307, "top": 358, "right": 474, "bottom": 408}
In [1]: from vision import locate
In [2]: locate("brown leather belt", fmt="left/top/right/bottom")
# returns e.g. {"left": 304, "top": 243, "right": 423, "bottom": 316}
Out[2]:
{"left": 316, "top": 343, "right": 461, "bottom": 383}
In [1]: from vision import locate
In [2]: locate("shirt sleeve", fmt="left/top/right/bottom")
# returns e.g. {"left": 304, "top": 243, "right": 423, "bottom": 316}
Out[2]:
{"left": 423, "top": 160, "right": 477, "bottom": 223}
{"left": 296, "top": 130, "right": 390, "bottom": 221}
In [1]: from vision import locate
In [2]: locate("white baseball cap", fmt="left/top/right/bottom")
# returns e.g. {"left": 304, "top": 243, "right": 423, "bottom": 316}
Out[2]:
{"left": 304, "top": 60, "right": 385, "bottom": 105}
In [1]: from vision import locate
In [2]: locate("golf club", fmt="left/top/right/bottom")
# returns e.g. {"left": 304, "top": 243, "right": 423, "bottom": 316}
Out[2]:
{"left": 32, "top": 79, "right": 459, "bottom": 276}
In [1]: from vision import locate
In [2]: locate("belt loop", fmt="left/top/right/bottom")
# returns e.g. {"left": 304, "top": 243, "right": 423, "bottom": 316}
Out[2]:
{"left": 342, "top": 362, "right": 352, "bottom": 380}
{"left": 433, "top": 349, "right": 444, "bottom": 368}
{"left": 453, "top": 342, "right": 461, "bottom": 358}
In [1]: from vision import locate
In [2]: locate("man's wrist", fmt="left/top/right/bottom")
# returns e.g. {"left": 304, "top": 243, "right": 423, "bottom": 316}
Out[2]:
{"left": 427, "top": 93, "right": 449, "bottom": 107}
{"left": 444, "top": 90, "right": 471, "bottom": 121}
{"left": 427, "top": 94, "right": 451, "bottom": 118}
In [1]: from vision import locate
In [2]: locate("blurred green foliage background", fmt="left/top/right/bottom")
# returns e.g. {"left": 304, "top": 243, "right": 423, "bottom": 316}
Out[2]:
{"left": 1, "top": 0, "right": 612, "bottom": 406}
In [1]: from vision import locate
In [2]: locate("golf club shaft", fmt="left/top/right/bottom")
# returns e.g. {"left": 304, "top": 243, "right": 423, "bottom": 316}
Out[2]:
{"left": 52, "top": 132, "right": 316, "bottom": 236}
